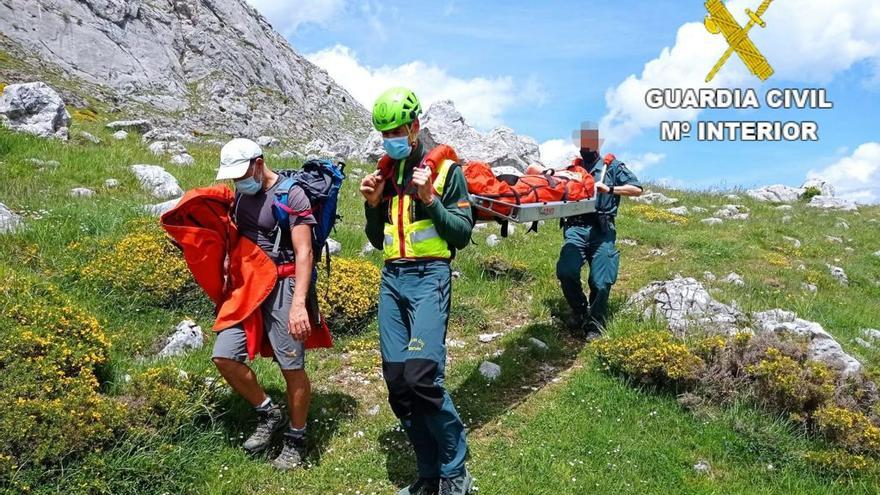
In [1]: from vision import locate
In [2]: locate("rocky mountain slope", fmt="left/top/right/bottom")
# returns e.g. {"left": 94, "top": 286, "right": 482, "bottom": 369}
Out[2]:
{"left": 0, "top": 0, "right": 371, "bottom": 142}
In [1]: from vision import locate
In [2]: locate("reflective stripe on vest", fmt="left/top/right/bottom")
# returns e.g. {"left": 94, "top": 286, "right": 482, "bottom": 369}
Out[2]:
{"left": 383, "top": 159, "right": 454, "bottom": 260}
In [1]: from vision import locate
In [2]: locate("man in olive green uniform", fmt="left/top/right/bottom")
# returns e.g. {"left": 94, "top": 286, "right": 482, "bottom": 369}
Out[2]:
{"left": 360, "top": 87, "right": 474, "bottom": 495}
{"left": 556, "top": 129, "right": 643, "bottom": 335}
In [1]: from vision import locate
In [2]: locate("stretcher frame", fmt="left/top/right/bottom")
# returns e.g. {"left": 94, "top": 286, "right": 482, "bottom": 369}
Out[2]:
{"left": 470, "top": 162, "right": 605, "bottom": 224}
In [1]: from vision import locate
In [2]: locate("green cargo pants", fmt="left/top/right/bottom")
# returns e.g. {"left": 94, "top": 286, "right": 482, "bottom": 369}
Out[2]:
{"left": 555, "top": 224, "right": 620, "bottom": 328}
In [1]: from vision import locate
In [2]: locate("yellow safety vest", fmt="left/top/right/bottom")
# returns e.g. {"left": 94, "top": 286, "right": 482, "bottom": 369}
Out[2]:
{"left": 383, "top": 159, "right": 455, "bottom": 261}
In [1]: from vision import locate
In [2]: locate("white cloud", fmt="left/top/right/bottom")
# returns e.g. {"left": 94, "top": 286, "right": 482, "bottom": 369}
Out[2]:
{"left": 601, "top": 0, "right": 880, "bottom": 147}
{"left": 809, "top": 142, "right": 880, "bottom": 203}
{"left": 620, "top": 152, "right": 666, "bottom": 174}
{"left": 306, "top": 45, "right": 542, "bottom": 130}
{"left": 247, "top": 0, "right": 346, "bottom": 35}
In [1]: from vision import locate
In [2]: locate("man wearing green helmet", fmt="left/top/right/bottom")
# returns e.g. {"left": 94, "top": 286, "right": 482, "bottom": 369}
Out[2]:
{"left": 361, "top": 87, "right": 475, "bottom": 495}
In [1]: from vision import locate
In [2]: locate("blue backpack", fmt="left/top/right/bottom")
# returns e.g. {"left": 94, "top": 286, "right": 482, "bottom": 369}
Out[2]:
{"left": 270, "top": 159, "right": 345, "bottom": 278}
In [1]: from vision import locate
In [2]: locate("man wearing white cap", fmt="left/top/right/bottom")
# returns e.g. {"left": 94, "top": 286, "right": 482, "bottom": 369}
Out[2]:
{"left": 212, "top": 138, "right": 316, "bottom": 469}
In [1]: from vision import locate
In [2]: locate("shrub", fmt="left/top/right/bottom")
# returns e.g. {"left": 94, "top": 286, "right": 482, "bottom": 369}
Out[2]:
{"left": 479, "top": 255, "right": 531, "bottom": 281}
{"left": 125, "top": 366, "right": 217, "bottom": 431}
{"left": 815, "top": 405, "right": 880, "bottom": 455}
{"left": 801, "top": 186, "right": 822, "bottom": 201}
{"left": 629, "top": 204, "right": 688, "bottom": 224}
{"left": 746, "top": 347, "right": 835, "bottom": 419}
{"left": 79, "top": 218, "right": 196, "bottom": 305}
{"left": 71, "top": 107, "right": 98, "bottom": 122}
{"left": 592, "top": 331, "right": 704, "bottom": 385}
{"left": 803, "top": 449, "right": 877, "bottom": 476}
{"left": 0, "top": 269, "right": 126, "bottom": 473}
{"left": 316, "top": 258, "right": 380, "bottom": 331}
{"left": 764, "top": 252, "right": 790, "bottom": 268}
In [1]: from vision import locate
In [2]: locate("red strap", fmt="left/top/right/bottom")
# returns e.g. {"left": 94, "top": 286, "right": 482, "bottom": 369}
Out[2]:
{"left": 274, "top": 200, "right": 313, "bottom": 218}
{"left": 277, "top": 263, "right": 296, "bottom": 278}
{"left": 604, "top": 153, "right": 616, "bottom": 166}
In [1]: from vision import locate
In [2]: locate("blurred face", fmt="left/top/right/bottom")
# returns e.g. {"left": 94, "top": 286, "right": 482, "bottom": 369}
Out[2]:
{"left": 579, "top": 129, "right": 600, "bottom": 154}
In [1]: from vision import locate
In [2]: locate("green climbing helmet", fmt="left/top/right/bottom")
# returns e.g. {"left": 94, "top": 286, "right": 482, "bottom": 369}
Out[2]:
{"left": 372, "top": 87, "right": 422, "bottom": 132}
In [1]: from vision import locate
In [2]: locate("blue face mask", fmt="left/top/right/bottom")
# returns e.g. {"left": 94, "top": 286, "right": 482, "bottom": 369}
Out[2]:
{"left": 383, "top": 136, "right": 412, "bottom": 160}
{"left": 234, "top": 171, "right": 262, "bottom": 195}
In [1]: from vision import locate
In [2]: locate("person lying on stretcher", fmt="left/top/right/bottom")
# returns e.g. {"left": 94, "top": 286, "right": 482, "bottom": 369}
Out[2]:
{"left": 462, "top": 160, "right": 596, "bottom": 220}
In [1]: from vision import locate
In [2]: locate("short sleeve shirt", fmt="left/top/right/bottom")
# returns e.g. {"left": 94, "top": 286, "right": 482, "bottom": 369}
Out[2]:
{"left": 233, "top": 178, "right": 316, "bottom": 263}
{"left": 590, "top": 158, "right": 642, "bottom": 216}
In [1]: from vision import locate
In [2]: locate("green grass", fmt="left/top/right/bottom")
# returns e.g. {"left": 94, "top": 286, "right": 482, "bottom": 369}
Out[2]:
{"left": 1, "top": 119, "right": 880, "bottom": 494}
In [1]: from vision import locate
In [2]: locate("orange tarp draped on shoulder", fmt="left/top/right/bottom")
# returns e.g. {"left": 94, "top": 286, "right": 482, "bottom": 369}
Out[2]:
{"left": 160, "top": 185, "right": 332, "bottom": 359}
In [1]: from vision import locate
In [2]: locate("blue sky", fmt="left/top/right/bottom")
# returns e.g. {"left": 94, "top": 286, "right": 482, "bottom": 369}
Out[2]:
{"left": 250, "top": 0, "right": 880, "bottom": 201}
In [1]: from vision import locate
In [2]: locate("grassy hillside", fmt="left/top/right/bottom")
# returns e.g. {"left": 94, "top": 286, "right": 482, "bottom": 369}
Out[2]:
{"left": 1, "top": 119, "right": 879, "bottom": 494}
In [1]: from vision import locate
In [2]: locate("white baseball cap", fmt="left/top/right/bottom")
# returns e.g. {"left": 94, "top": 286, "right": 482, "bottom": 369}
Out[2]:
{"left": 216, "top": 138, "right": 263, "bottom": 180}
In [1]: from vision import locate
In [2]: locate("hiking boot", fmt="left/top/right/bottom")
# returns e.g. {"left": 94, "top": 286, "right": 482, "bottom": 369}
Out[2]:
{"left": 580, "top": 319, "right": 604, "bottom": 342}
{"left": 397, "top": 478, "right": 440, "bottom": 495}
{"left": 270, "top": 430, "right": 307, "bottom": 470}
{"left": 439, "top": 469, "right": 474, "bottom": 495}
{"left": 564, "top": 313, "right": 586, "bottom": 331}
{"left": 243, "top": 404, "right": 284, "bottom": 454}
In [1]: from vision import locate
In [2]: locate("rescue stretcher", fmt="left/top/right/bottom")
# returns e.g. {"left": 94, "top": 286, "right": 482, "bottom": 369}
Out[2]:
{"left": 469, "top": 162, "right": 606, "bottom": 224}
{"left": 470, "top": 193, "right": 597, "bottom": 223}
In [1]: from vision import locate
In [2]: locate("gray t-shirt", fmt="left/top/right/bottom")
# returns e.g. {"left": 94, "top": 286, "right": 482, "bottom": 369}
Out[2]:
{"left": 233, "top": 178, "right": 316, "bottom": 263}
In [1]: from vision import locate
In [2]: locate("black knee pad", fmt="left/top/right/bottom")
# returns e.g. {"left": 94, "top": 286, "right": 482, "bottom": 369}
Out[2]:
{"left": 403, "top": 359, "right": 445, "bottom": 414}
{"left": 382, "top": 361, "right": 411, "bottom": 418}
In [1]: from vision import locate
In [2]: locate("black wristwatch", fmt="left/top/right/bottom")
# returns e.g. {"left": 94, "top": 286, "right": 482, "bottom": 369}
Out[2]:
{"left": 608, "top": 185, "right": 615, "bottom": 195}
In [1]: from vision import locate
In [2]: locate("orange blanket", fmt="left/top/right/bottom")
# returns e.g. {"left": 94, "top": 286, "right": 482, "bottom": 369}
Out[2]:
{"left": 463, "top": 162, "right": 596, "bottom": 220}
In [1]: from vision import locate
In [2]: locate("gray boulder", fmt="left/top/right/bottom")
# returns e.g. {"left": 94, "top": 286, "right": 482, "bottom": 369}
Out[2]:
{"left": 355, "top": 130, "right": 385, "bottom": 164}
{"left": 104, "top": 178, "right": 120, "bottom": 188}
{"left": 626, "top": 276, "right": 745, "bottom": 336}
{"left": 782, "top": 236, "right": 802, "bottom": 249}
{"left": 106, "top": 120, "right": 152, "bottom": 134}
{"left": 629, "top": 277, "right": 862, "bottom": 375}
{"left": 0, "top": 203, "right": 23, "bottom": 233}
{"left": 723, "top": 273, "right": 746, "bottom": 286}
{"left": 632, "top": 191, "right": 678, "bottom": 205}
{"left": 714, "top": 205, "right": 749, "bottom": 219}
{"left": 77, "top": 131, "right": 101, "bottom": 144}
{"left": 478, "top": 361, "right": 502, "bottom": 381}
{"left": 326, "top": 238, "right": 342, "bottom": 256}
{"left": 752, "top": 309, "right": 861, "bottom": 375}
{"left": 0, "top": 82, "right": 70, "bottom": 139}
{"left": 149, "top": 141, "right": 188, "bottom": 156}
{"left": 70, "top": 187, "right": 96, "bottom": 198}
{"left": 701, "top": 218, "right": 723, "bottom": 226}
{"left": 170, "top": 153, "right": 195, "bottom": 166}
{"left": 802, "top": 178, "right": 835, "bottom": 197}
{"left": 486, "top": 234, "right": 501, "bottom": 247}
{"left": 144, "top": 197, "right": 181, "bottom": 216}
{"left": 112, "top": 130, "right": 128, "bottom": 140}
{"left": 667, "top": 206, "right": 689, "bottom": 216}
{"left": 808, "top": 196, "right": 857, "bottom": 211}
{"left": 826, "top": 264, "right": 848, "bottom": 285}
{"left": 0, "top": 0, "right": 370, "bottom": 143}
{"left": 157, "top": 320, "right": 204, "bottom": 358}
{"left": 746, "top": 184, "right": 803, "bottom": 203}
{"left": 528, "top": 337, "right": 549, "bottom": 351}
{"left": 256, "top": 136, "right": 279, "bottom": 148}
{"left": 142, "top": 128, "right": 193, "bottom": 143}
{"left": 130, "top": 165, "right": 183, "bottom": 199}
{"left": 420, "top": 100, "right": 541, "bottom": 171}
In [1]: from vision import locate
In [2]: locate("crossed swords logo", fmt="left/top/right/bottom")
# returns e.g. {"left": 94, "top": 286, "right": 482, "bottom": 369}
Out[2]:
{"left": 704, "top": 0, "right": 774, "bottom": 82}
